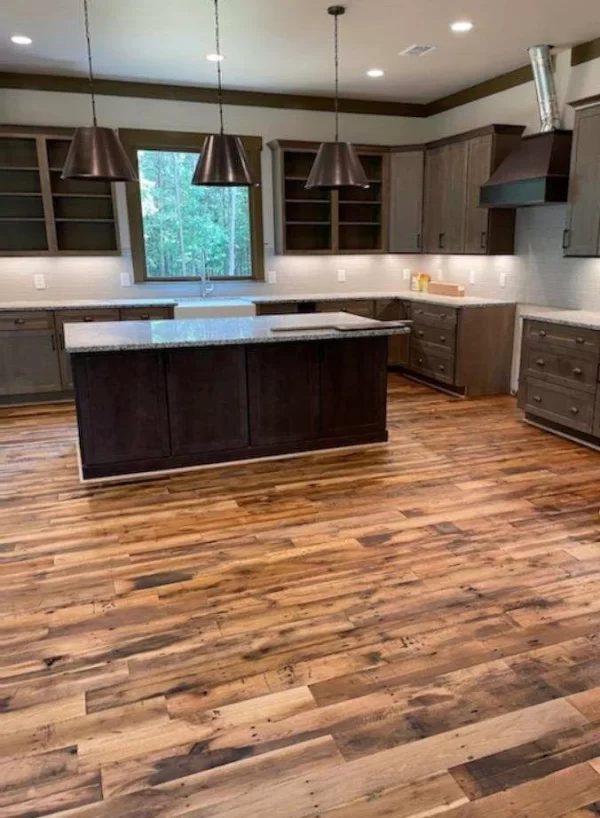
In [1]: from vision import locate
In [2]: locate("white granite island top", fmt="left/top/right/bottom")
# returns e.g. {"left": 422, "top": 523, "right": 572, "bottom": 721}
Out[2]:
{"left": 520, "top": 307, "right": 600, "bottom": 330}
{"left": 65, "top": 312, "right": 411, "bottom": 353}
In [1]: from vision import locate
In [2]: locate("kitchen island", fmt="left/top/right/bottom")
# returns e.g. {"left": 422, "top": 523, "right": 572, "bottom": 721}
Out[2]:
{"left": 65, "top": 312, "right": 410, "bottom": 480}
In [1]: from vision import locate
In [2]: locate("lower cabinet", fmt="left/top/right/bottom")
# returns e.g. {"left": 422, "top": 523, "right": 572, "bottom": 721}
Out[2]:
{"left": 56, "top": 308, "right": 120, "bottom": 390}
{"left": 0, "top": 330, "right": 61, "bottom": 396}
{"left": 520, "top": 318, "right": 600, "bottom": 447}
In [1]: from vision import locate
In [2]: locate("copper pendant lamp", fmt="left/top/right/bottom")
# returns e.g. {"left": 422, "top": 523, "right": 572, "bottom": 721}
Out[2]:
{"left": 306, "top": 6, "right": 369, "bottom": 190}
{"left": 192, "top": 0, "right": 255, "bottom": 186}
{"left": 62, "top": 0, "right": 137, "bottom": 181}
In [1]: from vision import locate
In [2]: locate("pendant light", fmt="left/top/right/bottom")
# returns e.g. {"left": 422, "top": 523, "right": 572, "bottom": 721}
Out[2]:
{"left": 192, "top": 0, "right": 255, "bottom": 186}
{"left": 306, "top": 5, "right": 369, "bottom": 190}
{"left": 62, "top": 0, "right": 137, "bottom": 181}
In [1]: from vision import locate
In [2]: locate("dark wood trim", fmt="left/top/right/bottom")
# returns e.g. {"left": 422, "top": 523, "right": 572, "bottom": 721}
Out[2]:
{"left": 569, "top": 92, "right": 600, "bottom": 110}
{"left": 425, "top": 124, "right": 526, "bottom": 150}
{"left": 0, "top": 71, "right": 426, "bottom": 119}
{"left": 571, "top": 37, "right": 600, "bottom": 67}
{"left": 118, "top": 128, "right": 264, "bottom": 283}
{"left": 424, "top": 65, "right": 534, "bottom": 117}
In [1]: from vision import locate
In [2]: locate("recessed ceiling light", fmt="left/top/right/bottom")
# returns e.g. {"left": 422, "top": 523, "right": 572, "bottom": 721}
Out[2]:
{"left": 206, "top": 53, "right": 224, "bottom": 62}
{"left": 450, "top": 20, "right": 474, "bottom": 33}
{"left": 11, "top": 34, "right": 33, "bottom": 45}
{"left": 367, "top": 68, "right": 384, "bottom": 78}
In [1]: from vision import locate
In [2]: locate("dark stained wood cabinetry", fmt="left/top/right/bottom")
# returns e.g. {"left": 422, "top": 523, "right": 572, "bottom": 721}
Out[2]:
{"left": 564, "top": 106, "right": 600, "bottom": 256}
{"left": 388, "top": 148, "right": 424, "bottom": 253}
{"left": 72, "top": 337, "right": 390, "bottom": 479}
{"left": 0, "top": 330, "right": 61, "bottom": 396}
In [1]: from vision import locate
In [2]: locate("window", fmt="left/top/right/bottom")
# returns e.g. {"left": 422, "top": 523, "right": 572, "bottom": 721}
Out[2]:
{"left": 121, "top": 130, "right": 264, "bottom": 282}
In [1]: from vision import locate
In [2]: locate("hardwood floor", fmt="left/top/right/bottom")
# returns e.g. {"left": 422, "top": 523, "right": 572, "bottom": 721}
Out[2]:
{"left": 2, "top": 374, "right": 600, "bottom": 817}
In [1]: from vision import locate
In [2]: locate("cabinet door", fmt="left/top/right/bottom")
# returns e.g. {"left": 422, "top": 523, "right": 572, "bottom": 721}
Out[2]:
{"left": 0, "top": 330, "right": 61, "bottom": 396}
{"left": 423, "top": 146, "right": 446, "bottom": 253}
{"left": 464, "top": 136, "right": 493, "bottom": 254}
{"left": 389, "top": 150, "right": 424, "bottom": 253}
{"left": 57, "top": 308, "right": 121, "bottom": 389}
{"left": 320, "top": 337, "right": 388, "bottom": 437}
{"left": 247, "top": 342, "right": 319, "bottom": 446}
{"left": 73, "top": 351, "right": 169, "bottom": 466}
{"left": 166, "top": 347, "right": 249, "bottom": 455}
{"left": 375, "top": 299, "right": 408, "bottom": 365}
{"left": 442, "top": 142, "right": 468, "bottom": 253}
{"left": 565, "top": 107, "right": 600, "bottom": 257}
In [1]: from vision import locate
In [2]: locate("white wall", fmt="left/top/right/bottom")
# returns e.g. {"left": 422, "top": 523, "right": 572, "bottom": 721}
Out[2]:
{"left": 2, "top": 50, "right": 600, "bottom": 306}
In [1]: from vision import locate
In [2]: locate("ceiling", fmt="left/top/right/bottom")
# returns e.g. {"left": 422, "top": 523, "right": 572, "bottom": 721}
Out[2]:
{"left": 1, "top": 0, "right": 599, "bottom": 104}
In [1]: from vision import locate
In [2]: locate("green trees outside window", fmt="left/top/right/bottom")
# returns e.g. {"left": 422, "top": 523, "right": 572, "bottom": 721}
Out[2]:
{"left": 138, "top": 149, "right": 252, "bottom": 279}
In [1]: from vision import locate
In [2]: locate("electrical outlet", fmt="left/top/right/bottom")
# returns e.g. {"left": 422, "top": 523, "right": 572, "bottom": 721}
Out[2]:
{"left": 120, "top": 272, "right": 132, "bottom": 287}
{"left": 469, "top": 270, "right": 476, "bottom": 285}
{"left": 402, "top": 268, "right": 411, "bottom": 281}
{"left": 499, "top": 271, "right": 507, "bottom": 288}
{"left": 33, "top": 274, "right": 46, "bottom": 290}
{"left": 337, "top": 269, "right": 346, "bottom": 283}
{"left": 436, "top": 269, "right": 444, "bottom": 281}
{"left": 266, "top": 270, "right": 277, "bottom": 284}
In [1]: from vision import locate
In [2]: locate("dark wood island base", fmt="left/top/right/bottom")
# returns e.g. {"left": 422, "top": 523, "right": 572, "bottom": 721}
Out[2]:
{"left": 72, "top": 335, "right": 390, "bottom": 480}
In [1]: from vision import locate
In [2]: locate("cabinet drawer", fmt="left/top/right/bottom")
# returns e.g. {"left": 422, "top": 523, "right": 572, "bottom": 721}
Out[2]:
{"left": 523, "top": 345, "right": 598, "bottom": 394}
{"left": 524, "top": 378, "right": 595, "bottom": 434}
{"left": 56, "top": 308, "right": 121, "bottom": 326}
{"left": 408, "top": 303, "right": 458, "bottom": 328}
{"left": 317, "top": 300, "right": 375, "bottom": 318}
{"left": 412, "top": 323, "right": 456, "bottom": 354}
{"left": 410, "top": 343, "right": 455, "bottom": 385}
{"left": 119, "top": 307, "right": 173, "bottom": 321}
{"left": 0, "top": 311, "right": 54, "bottom": 331}
{"left": 257, "top": 303, "right": 299, "bottom": 315}
{"left": 525, "top": 320, "right": 600, "bottom": 355}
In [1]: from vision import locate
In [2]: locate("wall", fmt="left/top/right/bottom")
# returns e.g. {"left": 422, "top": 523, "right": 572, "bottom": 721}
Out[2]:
{"left": 2, "top": 49, "right": 600, "bottom": 306}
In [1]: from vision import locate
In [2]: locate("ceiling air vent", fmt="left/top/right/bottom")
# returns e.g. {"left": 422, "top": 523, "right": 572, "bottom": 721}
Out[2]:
{"left": 399, "top": 44, "right": 436, "bottom": 57}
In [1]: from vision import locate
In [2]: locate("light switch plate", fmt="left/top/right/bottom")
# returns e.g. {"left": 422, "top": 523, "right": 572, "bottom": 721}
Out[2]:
{"left": 499, "top": 272, "right": 507, "bottom": 288}
{"left": 120, "top": 272, "right": 132, "bottom": 287}
{"left": 337, "top": 269, "right": 346, "bottom": 283}
{"left": 403, "top": 268, "right": 411, "bottom": 281}
{"left": 33, "top": 274, "right": 46, "bottom": 290}
{"left": 267, "top": 270, "right": 277, "bottom": 284}
{"left": 469, "top": 270, "right": 476, "bottom": 285}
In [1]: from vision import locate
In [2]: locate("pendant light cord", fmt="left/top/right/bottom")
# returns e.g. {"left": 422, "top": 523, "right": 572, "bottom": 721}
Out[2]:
{"left": 83, "top": 0, "right": 98, "bottom": 127}
{"left": 333, "top": 10, "right": 339, "bottom": 142}
{"left": 214, "top": 0, "right": 225, "bottom": 134}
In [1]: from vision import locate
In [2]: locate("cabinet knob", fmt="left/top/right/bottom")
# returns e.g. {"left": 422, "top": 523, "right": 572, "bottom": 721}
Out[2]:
{"left": 572, "top": 367, "right": 583, "bottom": 375}
{"left": 533, "top": 395, "right": 542, "bottom": 402}
{"left": 539, "top": 330, "right": 547, "bottom": 338}
{"left": 14, "top": 318, "right": 25, "bottom": 325}
{"left": 418, "top": 357, "right": 424, "bottom": 364}
{"left": 417, "top": 330, "right": 424, "bottom": 337}
{"left": 440, "top": 335, "right": 446, "bottom": 342}
{"left": 536, "top": 358, "right": 545, "bottom": 366}
{"left": 570, "top": 406, "right": 580, "bottom": 415}
{"left": 438, "top": 364, "right": 445, "bottom": 372}
{"left": 576, "top": 337, "right": 585, "bottom": 345}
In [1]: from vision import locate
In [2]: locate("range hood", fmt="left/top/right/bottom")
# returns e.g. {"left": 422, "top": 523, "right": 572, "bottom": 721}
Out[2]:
{"left": 480, "top": 45, "right": 572, "bottom": 208}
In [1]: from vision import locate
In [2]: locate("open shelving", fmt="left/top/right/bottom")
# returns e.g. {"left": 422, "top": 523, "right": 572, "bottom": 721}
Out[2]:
{"left": 0, "top": 129, "right": 120, "bottom": 256}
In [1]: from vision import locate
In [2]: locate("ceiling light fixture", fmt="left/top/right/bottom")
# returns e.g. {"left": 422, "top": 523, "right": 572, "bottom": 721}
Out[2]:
{"left": 450, "top": 20, "right": 474, "bottom": 32}
{"left": 62, "top": 0, "right": 137, "bottom": 181}
{"left": 367, "top": 68, "right": 384, "bottom": 78}
{"left": 206, "top": 53, "right": 224, "bottom": 62}
{"left": 11, "top": 34, "right": 33, "bottom": 45}
{"left": 306, "top": 6, "right": 369, "bottom": 190}
{"left": 192, "top": 0, "right": 255, "bottom": 186}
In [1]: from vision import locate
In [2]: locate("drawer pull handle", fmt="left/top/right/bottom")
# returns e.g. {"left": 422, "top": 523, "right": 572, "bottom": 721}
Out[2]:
{"left": 417, "top": 330, "right": 424, "bottom": 337}
{"left": 533, "top": 395, "right": 542, "bottom": 403}
{"left": 440, "top": 314, "right": 447, "bottom": 319}
{"left": 84, "top": 316, "right": 93, "bottom": 322}
{"left": 576, "top": 337, "right": 585, "bottom": 345}
{"left": 572, "top": 367, "right": 583, "bottom": 375}
{"left": 570, "top": 406, "right": 580, "bottom": 415}
{"left": 539, "top": 330, "right": 547, "bottom": 338}
{"left": 140, "top": 314, "right": 150, "bottom": 320}
{"left": 440, "top": 335, "right": 446, "bottom": 342}
{"left": 14, "top": 318, "right": 25, "bottom": 325}
{"left": 536, "top": 359, "right": 545, "bottom": 366}
{"left": 480, "top": 231, "right": 487, "bottom": 250}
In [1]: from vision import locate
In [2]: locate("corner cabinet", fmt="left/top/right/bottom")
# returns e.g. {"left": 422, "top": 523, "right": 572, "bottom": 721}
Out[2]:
{"left": 269, "top": 140, "right": 389, "bottom": 254}
{"left": 389, "top": 148, "right": 424, "bottom": 253}
{"left": 563, "top": 105, "right": 600, "bottom": 257}
{"left": 0, "top": 127, "right": 120, "bottom": 256}
{"left": 423, "top": 125, "right": 525, "bottom": 255}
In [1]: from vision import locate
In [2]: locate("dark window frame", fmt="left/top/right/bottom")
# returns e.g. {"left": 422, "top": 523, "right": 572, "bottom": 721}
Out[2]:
{"left": 119, "top": 128, "right": 264, "bottom": 282}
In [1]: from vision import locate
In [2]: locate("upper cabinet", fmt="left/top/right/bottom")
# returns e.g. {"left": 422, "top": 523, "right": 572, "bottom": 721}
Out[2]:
{"left": 564, "top": 106, "right": 600, "bottom": 257}
{"left": 0, "top": 128, "right": 120, "bottom": 257}
{"left": 269, "top": 140, "right": 389, "bottom": 255}
{"left": 388, "top": 148, "right": 424, "bottom": 253}
{"left": 423, "top": 125, "right": 525, "bottom": 256}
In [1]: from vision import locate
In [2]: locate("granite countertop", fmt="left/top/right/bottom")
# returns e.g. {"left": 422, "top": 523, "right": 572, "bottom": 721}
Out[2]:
{"left": 64, "top": 312, "right": 411, "bottom": 353}
{"left": 0, "top": 298, "right": 177, "bottom": 311}
{"left": 520, "top": 307, "right": 600, "bottom": 330}
{"left": 245, "top": 292, "right": 514, "bottom": 308}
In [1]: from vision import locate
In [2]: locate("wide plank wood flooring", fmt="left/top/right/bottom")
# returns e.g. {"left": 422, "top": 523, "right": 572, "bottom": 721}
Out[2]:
{"left": 2, "top": 374, "right": 600, "bottom": 817}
